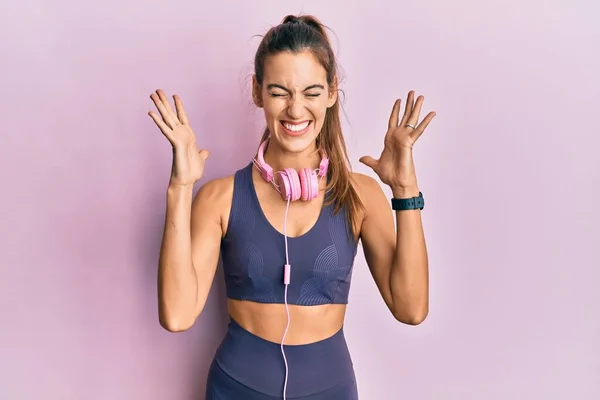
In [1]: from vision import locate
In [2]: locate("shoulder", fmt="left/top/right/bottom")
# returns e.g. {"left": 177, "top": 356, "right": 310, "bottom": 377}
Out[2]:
{"left": 350, "top": 171, "right": 390, "bottom": 218}
{"left": 194, "top": 174, "right": 235, "bottom": 204}
{"left": 351, "top": 172, "right": 381, "bottom": 193}
{"left": 192, "top": 174, "right": 236, "bottom": 235}
{"left": 351, "top": 172, "right": 386, "bottom": 204}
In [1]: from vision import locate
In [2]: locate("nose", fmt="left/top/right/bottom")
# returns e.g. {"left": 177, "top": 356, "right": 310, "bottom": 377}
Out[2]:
{"left": 286, "top": 96, "right": 306, "bottom": 120}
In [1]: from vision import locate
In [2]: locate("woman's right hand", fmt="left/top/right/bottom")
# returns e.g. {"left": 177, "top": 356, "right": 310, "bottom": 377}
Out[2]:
{"left": 148, "top": 89, "right": 209, "bottom": 187}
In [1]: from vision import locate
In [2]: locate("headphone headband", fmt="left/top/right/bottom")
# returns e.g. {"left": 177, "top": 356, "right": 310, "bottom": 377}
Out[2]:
{"left": 255, "top": 137, "right": 329, "bottom": 182}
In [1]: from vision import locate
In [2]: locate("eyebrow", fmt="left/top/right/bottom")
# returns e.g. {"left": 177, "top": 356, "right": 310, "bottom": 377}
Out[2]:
{"left": 266, "top": 84, "right": 325, "bottom": 92}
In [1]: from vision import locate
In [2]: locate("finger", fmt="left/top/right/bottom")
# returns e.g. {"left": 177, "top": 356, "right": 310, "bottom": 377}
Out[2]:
{"left": 199, "top": 149, "right": 210, "bottom": 161}
{"left": 148, "top": 111, "right": 173, "bottom": 140}
{"left": 399, "top": 90, "right": 415, "bottom": 127}
{"left": 150, "top": 93, "right": 177, "bottom": 128}
{"left": 410, "top": 111, "right": 436, "bottom": 142}
{"left": 388, "top": 99, "right": 401, "bottom": 131}
{"left": 156, "top": 89, "right": 178, "bottom": 119}
{"left": 358, "top": 155, "right": 378, "bottom": 170}
{"left": 406, "top": 95, "right": 424, "bottom": 128}
{"left": 174, "top": 95, "right": 189, "bottom": 125}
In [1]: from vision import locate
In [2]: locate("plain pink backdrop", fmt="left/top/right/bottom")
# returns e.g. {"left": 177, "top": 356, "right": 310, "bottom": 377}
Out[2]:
{"left": 1, "top": 0, "right": 598, "bottom": 399}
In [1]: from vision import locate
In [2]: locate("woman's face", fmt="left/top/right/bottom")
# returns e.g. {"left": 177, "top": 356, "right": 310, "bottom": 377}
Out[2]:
{"left": 253, "top": 51, "right": 337, "bottom": 155}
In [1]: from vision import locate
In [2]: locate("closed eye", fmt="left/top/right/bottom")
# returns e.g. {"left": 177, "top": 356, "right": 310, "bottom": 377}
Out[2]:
{"left": 266, "top": 83, "right": 326, "bottom": 98}
{"left": 269, "top": 93, "right": 321, "bottom": 98}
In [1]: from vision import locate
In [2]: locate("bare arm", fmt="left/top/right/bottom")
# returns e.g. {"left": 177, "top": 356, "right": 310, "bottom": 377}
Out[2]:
{"left": 148, "top": 89, "right": 227, "bottom": 333}
{"left": 157, "top": 178, "right": 226, "bottom": 332}
{"left": 356, "top": 173, "right": 429, "bottom": 325}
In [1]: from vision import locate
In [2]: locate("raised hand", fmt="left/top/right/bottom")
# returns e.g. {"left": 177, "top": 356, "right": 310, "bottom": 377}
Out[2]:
{"left": 359, "top": 91, "right": 436, "bottom": 194}
{"left": 148, "top": 89, "right": 209, "bottom": 187}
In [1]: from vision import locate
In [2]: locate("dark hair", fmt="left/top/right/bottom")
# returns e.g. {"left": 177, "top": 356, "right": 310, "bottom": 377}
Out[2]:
{"left": 254, "top": 14, "right": 364, "bottom": 239}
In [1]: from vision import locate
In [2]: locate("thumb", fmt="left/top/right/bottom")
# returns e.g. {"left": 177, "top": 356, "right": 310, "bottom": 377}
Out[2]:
{"left": 199, "top": 149, "right": 210, "bottom": 161}
{"left": 359, "top": 155, "right": 378, "bottom": 170}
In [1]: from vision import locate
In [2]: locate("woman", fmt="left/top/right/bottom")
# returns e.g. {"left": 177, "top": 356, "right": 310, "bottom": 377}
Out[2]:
{"left": 148, "top": 14, "right": 435, "bottom": 400}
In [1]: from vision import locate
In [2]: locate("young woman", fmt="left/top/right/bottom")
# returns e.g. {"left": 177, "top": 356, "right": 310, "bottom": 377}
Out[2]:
{"left": 149, "top": 14, "right": 435, "bottom": 400}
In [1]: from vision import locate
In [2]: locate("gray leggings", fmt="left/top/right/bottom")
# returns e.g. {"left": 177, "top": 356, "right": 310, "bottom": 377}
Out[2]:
{"left": 205, "top": 318, "right": 358, "bottom": 399}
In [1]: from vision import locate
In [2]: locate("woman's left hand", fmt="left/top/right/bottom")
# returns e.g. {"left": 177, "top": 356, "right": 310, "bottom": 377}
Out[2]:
{"left": 359, "top": 91, "right": 436, "bottom": 196}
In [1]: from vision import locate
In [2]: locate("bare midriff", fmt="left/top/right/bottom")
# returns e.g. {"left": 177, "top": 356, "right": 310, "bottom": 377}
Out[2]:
{"left": 227, "top": 299, "right": 347, "bottom": 345}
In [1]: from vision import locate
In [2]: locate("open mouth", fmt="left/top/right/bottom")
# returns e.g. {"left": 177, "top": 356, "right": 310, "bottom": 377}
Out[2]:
{"left": 280, "top": 120, "right": 312, "bottom": 136}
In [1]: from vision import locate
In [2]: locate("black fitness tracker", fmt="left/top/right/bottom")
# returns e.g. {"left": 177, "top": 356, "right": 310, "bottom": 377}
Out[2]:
{"left": 391, "top": 192, "right": 424, "bottom": 211}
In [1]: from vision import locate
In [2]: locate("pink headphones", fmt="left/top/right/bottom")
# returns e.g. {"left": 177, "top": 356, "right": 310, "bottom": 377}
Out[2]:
{"left": 252, "top": 137, "right": 329, "bottom": 202}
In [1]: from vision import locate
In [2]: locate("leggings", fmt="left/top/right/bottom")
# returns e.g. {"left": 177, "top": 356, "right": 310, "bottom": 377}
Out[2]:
{"left": 205, "top": 318, "right": 358, "bottom": 399}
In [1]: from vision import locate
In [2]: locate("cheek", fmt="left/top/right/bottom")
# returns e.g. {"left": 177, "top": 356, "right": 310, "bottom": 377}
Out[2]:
{"left": 309, "top": 102, "right": 329, "bottom": 121}
{"left": 308, "top": 97, "right": 330, "bottom": 115}
{"left": 261, "top": 97, "right": 330, "bottom": 121}
{"left": 262, "top": 101, "right": 284, "bottom": 120}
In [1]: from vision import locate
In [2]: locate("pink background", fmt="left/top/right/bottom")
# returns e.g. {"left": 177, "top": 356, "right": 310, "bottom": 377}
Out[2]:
{"left": 1, "top": 0, "right": 599, "bottom": 399}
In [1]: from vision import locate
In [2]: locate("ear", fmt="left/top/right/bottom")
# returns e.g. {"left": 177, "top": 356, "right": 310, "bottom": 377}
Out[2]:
{"left": 327, "top": 79, "right": 338, "bottom": 108}
{"left": 252, "top": 75, "right": 263, "bottom": 108}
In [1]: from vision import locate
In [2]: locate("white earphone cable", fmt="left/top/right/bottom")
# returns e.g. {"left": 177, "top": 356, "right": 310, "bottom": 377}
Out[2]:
{"left": 281, "top": 195, "right": 292, "bottom": 400}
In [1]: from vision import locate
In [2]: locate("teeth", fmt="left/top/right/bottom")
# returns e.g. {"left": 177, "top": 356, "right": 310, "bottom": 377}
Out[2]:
{"left": 283, "top": 121, "right": 310, "bottom": 131}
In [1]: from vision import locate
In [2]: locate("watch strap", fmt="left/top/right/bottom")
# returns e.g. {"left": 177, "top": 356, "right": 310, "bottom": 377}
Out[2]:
{"left": 391, "top": 192, "right": 424, "bottom": 211}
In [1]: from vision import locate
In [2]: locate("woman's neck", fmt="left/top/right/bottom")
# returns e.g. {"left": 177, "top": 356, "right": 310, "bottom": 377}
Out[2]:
{"left": 263, "top": 140, "right": 322, "bottom": 172}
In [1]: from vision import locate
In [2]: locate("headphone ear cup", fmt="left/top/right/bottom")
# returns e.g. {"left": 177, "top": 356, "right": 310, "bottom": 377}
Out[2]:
{"left": 275, "top": 171, "right": 291, "bottom": 201}
{"left": 309, "top": 169, "right": 319, "bottom": 200}
{"left": 276, "top": 168, "right": 301, "bottom": 201}
{"left": 287, "top": 168, "right": 302, "bottom": 201}
{"left": 299, "top": 168, "right": 309, "bottom": 201}
{"left": 299, "top": 168, "right": 317, "bottom": 201}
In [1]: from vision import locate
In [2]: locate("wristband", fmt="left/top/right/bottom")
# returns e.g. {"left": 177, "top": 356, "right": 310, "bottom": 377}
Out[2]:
{"left": 391, "top": 192, "right": 424, "bottom": 211}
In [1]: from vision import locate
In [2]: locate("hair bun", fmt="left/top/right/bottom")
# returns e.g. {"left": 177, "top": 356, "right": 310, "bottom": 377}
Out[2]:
{"left": 283, "top": 15, "right": 301, "bottom": 24}
{"left": 281, "top": 14, "right": 327, "bottom": 39}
